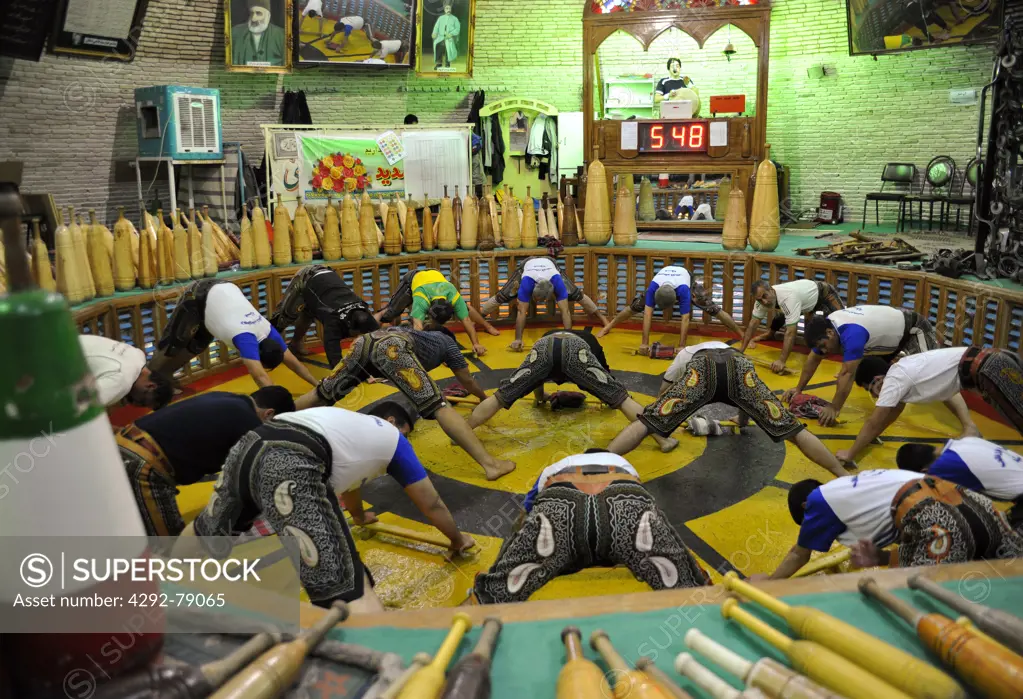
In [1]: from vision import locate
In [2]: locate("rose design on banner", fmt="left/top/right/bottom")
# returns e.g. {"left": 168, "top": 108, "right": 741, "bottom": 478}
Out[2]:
{"left": 310, "top": 153, "right": 372, "bottom": 195}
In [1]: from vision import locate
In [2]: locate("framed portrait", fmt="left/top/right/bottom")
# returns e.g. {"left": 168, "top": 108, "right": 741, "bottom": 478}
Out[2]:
{"left": 415, "top": 0, "right": 474, "bottom": 77}
{"left": 49, "top": 0, "right": 150, "bottom": 61}
{"left": 295, "top": 0, "right": 415, "bottom": 67}
{"left": 846, "top": 0, "right": 1002, "bottom": 56}
{"left": 225, "top": 0, "right": 293, "bottom": 72}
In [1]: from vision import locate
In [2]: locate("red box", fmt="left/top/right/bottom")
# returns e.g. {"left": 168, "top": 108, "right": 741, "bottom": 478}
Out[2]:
{"left": 710, "top": 95, "right": 746, "bottom": 114}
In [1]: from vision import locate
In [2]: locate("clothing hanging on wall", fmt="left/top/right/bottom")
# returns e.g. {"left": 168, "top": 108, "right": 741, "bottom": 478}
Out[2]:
{"left": 488, "top": 113, "right": 506, "bottom": 185}
{"left": 483, "top": 118, "right": 493, "bottom": 168}
{"left": 526, "top": 114, "right": 558, "bottom": 183}
{"left": 256, "top": 90, "right": 313, "bottom": 211}
{"left": 527, "top": 114, "right": 548, "bottom": 158}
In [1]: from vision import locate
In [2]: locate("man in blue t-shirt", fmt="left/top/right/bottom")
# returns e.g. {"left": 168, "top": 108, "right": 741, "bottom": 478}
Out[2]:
{"left": 472, "top": 449, "right": 709, "bottom": 604}
{"left": 781, "top": 305, "right": 938, "bottom": 429}
{"left": 769, "top": 470, "right": 1022, "bottom": 579}
{"left": 182, "top": 402, "right": 475, "bottom": 613}
{"left": 898, "top": 438, "right": 1023, "bottom": 531}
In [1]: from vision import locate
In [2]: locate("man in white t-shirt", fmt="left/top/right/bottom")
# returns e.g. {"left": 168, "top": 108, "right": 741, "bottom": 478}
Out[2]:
{"left": 855, "top": 345, "right": 1023, "bottom": 439}
{"left": 184, "top": 402, "right": 474, "bottom": 613}
{"left": 472, "top": 449, "right": 709, "bottom": 603}
{"left": 738, "top": 279, "right": 845, "bottom": 374}
{"left": 897, "top": 437, "right": 1023, "bottom": 531}
{"left": 149, "top": 279, "right": 319, "bottom": 389}
{"left": 833, "top": 348, "right": 980, "bottom": 465}
{"left": 782, "top": 305, "right": 939, "bottom": 427}
{"left": 770, "top": 469, "right": 1023, "bottom": 579}
{"left": 597, "top": 264, "right": 743, "bottom": 354}
{"left": 479, "top": 256, "right": 607, "bottom": 350}
{"left": 324, "top": 15, "right": 368, "bottom": 52}
{"left": 607, "top": 342, "right": 849, "bottom": 478}
{"left": 79, "top": 335, "right": 173, "bottom": 410}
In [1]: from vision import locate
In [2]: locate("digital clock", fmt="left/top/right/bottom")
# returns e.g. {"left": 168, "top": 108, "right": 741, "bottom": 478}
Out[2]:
{"left": 638, "top": 121, "right": 709, "bottom": 153}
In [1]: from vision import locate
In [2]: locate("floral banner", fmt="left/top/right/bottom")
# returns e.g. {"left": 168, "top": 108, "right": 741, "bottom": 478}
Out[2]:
{"left": 297, "top": 134, "right": 406, "bottom": 201}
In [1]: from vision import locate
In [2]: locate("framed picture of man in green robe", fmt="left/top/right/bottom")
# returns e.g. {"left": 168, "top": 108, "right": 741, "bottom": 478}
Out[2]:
{"left": 415, "top": 0, "right": 474, "bottom": 77}
{"left": 225, "top": 0, "right": 293, "bottom": 72}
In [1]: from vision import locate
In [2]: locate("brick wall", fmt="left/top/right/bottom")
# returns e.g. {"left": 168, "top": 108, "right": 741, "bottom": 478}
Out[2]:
{"left": 0, "top": 0, "right": 1003, "bottom": 226}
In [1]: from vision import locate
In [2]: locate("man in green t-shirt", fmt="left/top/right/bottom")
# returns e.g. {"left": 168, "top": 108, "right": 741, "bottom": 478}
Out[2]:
{"left": 231, "top": 0, "right": 286, "bottom": 66}
{"left": 376, "top": 269, "right": 498, "bottom": 356}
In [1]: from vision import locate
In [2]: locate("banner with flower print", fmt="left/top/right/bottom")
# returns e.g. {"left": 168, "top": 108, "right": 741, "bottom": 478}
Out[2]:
{"left": 297, "top": 134, "right": 405, "bottom": 202}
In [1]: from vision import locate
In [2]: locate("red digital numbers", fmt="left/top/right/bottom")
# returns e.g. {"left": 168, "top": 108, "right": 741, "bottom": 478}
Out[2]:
{"left": 650, "top": 125, "right": 664, "bottom": 149}
{"left": 641, "top": 122, "right": 707, "bottom": 151}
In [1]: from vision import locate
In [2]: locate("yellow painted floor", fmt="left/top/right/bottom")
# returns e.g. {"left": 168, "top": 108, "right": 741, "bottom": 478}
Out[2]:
{"left": 175, "top": 328, "right": 1023, "bottom": 609}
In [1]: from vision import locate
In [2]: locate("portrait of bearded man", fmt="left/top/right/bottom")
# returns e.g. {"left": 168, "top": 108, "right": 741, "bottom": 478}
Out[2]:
{"left": 231, "top": 0, "right": 286, "bottom": 66}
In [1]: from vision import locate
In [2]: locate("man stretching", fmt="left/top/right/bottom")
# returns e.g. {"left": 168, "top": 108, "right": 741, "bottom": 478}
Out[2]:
{"left": 468, "top": 329, "right": 678, "bottom": 453}
{"left": 607, "top": 341, "right": 849, "bottom": 478}
{"left": 597, "top": 264, "right": 743, "bottom": 354}
{"left": 479, "top": 256, "right": 607, "bottom": 351}
{"left": 781, "top": 305, "right": 939, "bottom": 427}
{"left": 472, "top": 450, "right": 709, "bottom": 604}
{"left": 182, "top": 403, "right": 475, "bottom": 613}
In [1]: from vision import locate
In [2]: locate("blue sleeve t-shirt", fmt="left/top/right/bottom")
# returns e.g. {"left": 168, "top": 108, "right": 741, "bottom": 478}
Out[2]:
{"left": 233, "top": 326, "right": 287, "bottom": 361}
{"left": 386, "top": 434, "right": 429, "bottom": 487}
{"left": 644, "top": 281, "right": 691, "bottom": 315}
{"left": 796, "top": 488, "right": 848, "bottom": 552}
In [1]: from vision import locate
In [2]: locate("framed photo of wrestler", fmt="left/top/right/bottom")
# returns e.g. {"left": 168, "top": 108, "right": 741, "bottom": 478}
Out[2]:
{"left": 225, "top": 0, "right": 293, "bottom": 72}
{"left": 295, "top": 0, "right": 415, "bottom": 66}
{"left": 415, "top": 0, "right": 474, "bottom": 77}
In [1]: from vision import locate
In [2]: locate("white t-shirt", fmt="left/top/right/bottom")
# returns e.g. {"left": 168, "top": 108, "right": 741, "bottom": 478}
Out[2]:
{"left": 275, "top": 408, "right": 426, "bottom": 493}
{"left": 664, "top": 341, "right": 730, "bottom": 383}
{"left": 339, "top": 15, "right": 364, "bottom": 29}
{"left": 752, "top": 279, "right": 819, "bottom": 326}
{"left": 929, "top": 437, "right": 1023, "bottom": 501}
{"left": 523, "top": 257, "right": 559, "bottom": 282}
{"left": 203, "top": 283, "right": 275, "bottom": 358}
{"left": 652, "top": 266, "right": 691, "bottom": 289}
{"left": 377, "top": 39, "right": 402, "bottom": 56}
{"left": 799, "top": 469, "right": 922, "bottom": 551}
{"left": 302, "top": 0, "right": 323, "bottom": 15}
{"left": 79, "top": 335, "right": 147, "bottom": 407}
{"left": 824, "top": 306, "right": 907, "bottom": 362}
{"left": 876, "top": 347, "right": 967, "bottom": 408}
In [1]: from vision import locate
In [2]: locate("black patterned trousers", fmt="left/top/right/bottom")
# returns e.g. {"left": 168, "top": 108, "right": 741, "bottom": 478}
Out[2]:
{"left": 473, "top": 480, "right": 709, "bottom": 604}
{"left": 959, "top": 346, "right": 1023, "bottom": 435}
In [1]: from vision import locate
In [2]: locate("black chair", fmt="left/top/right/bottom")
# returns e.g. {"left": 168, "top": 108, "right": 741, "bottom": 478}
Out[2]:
{"left": 941, "top": 157, "right": 981, "bottom": 232}
{"left": 862, "top": 163, "right": 917, "bottom": 230}
{"left": 902, "top": 156, "right": 955, "bottom": 232}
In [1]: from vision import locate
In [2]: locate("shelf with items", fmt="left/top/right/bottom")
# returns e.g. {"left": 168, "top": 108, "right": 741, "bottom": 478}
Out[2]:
{"left": 604, "top": 78, "right": 656, "bottom": 117}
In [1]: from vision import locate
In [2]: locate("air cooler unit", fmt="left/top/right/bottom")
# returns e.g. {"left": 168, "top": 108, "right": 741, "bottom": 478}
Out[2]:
{"left": 135, "top": 86, "right": 222, "bottom": 160}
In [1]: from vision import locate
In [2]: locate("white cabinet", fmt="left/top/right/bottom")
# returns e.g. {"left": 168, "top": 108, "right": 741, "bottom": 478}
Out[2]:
{"left": 558, "top": 111, "right": 584, "bottom": 180}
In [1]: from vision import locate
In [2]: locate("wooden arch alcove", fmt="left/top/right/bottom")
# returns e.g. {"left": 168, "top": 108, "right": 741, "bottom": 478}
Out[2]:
{"left": 583, "top": 2, "right": 771, "bottom": 231}
{"left": 71, "top": 248, "right": 1023, "bottom": 388}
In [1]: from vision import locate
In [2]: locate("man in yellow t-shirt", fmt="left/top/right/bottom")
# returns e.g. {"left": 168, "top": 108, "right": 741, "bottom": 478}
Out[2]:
{"left": 375, "top": 269, "right": 498, "bottom": 356}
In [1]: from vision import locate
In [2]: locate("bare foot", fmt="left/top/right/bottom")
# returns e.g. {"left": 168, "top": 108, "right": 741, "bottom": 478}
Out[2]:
{"left": 484, "top": 459, "right": 516, "bottom": 481}
{"left": 595, "top": 326, "right": 610, "bottom": 338}
{"left": 484, "top": 324, "right": 501, "bottom": 336}
{"left": 660, "top": 438, "right": 680, "bottom": 453}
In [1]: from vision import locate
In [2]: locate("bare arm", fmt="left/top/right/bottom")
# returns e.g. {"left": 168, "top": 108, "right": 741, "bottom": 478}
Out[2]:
{"left": 340, "top": 488, "right": 373, "bottom": 524}
{"left": 679, "top": 312, "right": 691, "bottom": 348}
{"left": 241, "top": 359, "right": 274, "bottom": 388}
{"left": 557, "top": 299, "right": 572, "bottom": 330}
{"left": 452, "top": 366, "right": 487, "bottom": 402}
{"left": 461, "top": 316, "right": 486, "bottom": 355}
{"left": 404, "top": 479, "right": 472, "bottom": 552}
{"left": 515, "top": 300, "right": 529, "bottom": 342}
{"left": 839, "top": 404, "right": 903, "bottom": 463}
{"left": 778, "top": 324, "right": 798, "bottom": 364}
{"left": 283, "top": 350, "right": 319, "bottom": 387}
{"left": 784, "top": 351, "right": 824, "bottom": 401}
{"left": 828, "top": 360, "right": 859, "bottom": 414}
{"left": 641, "top": 306, "right": 654, "bottom": 348}
{"left": 770, "top": 544, "right": 813, "bottom": 580}
{"left": 412, "top": 317, "right": 425, "bottom": 331}
{"left": 739, "top": 316, "right": 762, "bottom": 352}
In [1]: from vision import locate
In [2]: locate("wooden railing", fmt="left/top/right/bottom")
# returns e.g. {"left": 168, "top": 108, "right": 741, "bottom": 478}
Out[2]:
{"left": 71, "top": 248, "right": 1023, "bottom": 386}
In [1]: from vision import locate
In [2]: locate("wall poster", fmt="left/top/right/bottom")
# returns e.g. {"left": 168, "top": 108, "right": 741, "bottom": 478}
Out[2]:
{"left": 846, "top": 0, "right": 1002, "bottom": 56}
{"left": 225, "top": 0, "right": 293, "bottom": 72}
{"left": 295, "top": 0, "right": 414, "bottom": 66}
{"left": 50, "top": 0, "right": 150, "bottom": 61}
{"left": 415, "top": 0, "right": 474, "bottom": 77}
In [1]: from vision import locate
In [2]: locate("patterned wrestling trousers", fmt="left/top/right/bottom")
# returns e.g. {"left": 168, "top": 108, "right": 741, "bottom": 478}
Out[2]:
{"left": 629, "top": 280, "right": 720, "bottom": 316}
{"left": 494, "top": 333, "right": 630, "bottom": 409}
{"left": 892, "top": 476, "right": 1023, "bottom": 567}
{"left": 116, "top": 425, "right": 182, "bottom": 537}
{"left": 639, "top": 350, "right": 803, "bottom": 441}
{"left": 959, "top": 346, "right": 1023, "bottom": 435}
{"left": 194, "top": 420, "right": 366, "bottom": 606}
{"left": 379, "top": 269, "right": 419, "bottom": 323}
{"left": 148, "top": 278, "right": 225, "bottom": 376}
{"left": 897, "top": 309, "right": 940, "bottom": 357}
{"left": 317, "top": 330, "right": 446, "bottom": 417}
{"left": 490, "top": 259, "right": 583, "bottom": 304}
{"left": 474, "top": 480, "right": 710, "bottom": 604}
{"left": 813, "top": 281, "right": 844, "bottom": 315}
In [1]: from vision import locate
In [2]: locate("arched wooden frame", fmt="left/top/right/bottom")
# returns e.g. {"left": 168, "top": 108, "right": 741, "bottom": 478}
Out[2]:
{"left": 582, "top": 3, "right": 771, "bottom": 163}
